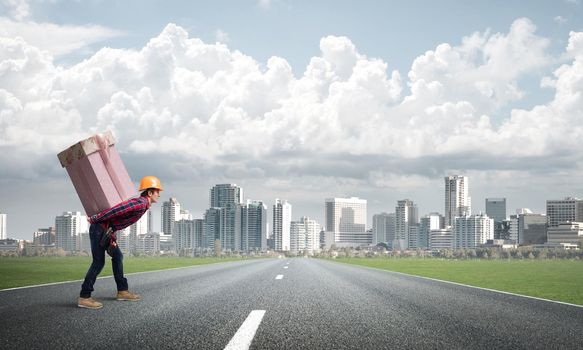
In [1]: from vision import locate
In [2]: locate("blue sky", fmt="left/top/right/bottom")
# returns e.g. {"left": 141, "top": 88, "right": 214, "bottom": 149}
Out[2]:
{"left": 1, "top": 0, "right": 583, "bottom": 239}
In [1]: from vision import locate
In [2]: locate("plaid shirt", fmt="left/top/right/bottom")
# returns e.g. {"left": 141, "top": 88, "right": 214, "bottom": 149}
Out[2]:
{"left": 89, "top": 196, "right": 150, "bottom": 231}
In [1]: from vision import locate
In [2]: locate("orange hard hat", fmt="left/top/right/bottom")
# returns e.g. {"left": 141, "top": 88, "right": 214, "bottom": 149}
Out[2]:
{"left": 139, "top": 176, "right": 163, "bottom": 191}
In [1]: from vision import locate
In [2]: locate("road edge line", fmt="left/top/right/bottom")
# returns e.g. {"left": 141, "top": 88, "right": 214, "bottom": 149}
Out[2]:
{"left": 0, "top": 259, "right": 257, "bottom": 292}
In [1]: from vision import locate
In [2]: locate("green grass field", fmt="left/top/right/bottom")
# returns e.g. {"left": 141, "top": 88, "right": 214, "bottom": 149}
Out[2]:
{"left": 332, "top": 258, "right": 583, "bottom": 306}
{"left": 0, "top": 256, "right": 246, "bottom": 290}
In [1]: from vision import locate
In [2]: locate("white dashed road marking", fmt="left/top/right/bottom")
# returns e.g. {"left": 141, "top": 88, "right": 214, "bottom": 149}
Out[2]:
{"left": 276, "top": 275, "right": 284, "bottom": 280}
{"left": 224, "top": 310, "right": 266, "bottom": 350}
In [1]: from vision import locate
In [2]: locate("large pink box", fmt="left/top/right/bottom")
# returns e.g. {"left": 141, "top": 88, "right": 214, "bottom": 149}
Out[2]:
{"left": 58, "top": 131, "right": 136, "bottom": 217}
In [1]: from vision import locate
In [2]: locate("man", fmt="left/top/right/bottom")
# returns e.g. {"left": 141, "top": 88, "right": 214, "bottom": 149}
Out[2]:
{"left": 78, "top": 176, "right": 163, "bottom": 309}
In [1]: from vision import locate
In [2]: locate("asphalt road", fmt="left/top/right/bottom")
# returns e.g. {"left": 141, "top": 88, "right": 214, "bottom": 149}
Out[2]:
{"left": 1, "top": 257, "right": 582, "bottom": 349}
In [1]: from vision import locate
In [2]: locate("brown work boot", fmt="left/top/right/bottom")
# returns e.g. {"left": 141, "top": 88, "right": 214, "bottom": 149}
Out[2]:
{"left": 116, "top": 290, "right": 141, "bottom": 301}
{"left": 77, "top": 297, "right": 103, "bottom": 309}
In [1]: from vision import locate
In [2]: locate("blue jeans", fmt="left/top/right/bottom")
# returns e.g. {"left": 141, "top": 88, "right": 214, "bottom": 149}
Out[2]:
{"left": 80, "top": 223, "right": 128, "bottom": 298}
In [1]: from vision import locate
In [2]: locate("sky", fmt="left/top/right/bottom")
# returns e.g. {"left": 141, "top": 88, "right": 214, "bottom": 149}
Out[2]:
{"left": 1, "top": 0, "right": 583, "bottom": 240}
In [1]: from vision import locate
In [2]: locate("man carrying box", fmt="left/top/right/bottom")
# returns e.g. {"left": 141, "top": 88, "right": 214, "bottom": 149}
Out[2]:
{"left": 78, "top": 176, "right": 163, "bottom": 309}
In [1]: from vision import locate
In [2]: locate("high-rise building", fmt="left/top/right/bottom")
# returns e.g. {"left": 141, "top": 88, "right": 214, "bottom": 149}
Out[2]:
{"left": 508, "top": 215, "right": 519, "bottom": 243}
{"left": 429, "top": 228, "right": 453, "bottom": 250}
{"left": 147, "top": 210, "right": 154, "bottom": 233}
{"left": 0, "top": 212, "right": 6, "bottom": 239}
{"left": 210, "top": 184, "right": 243, "bottom": 208}
{"left": 518, "top": 213, "right": 547, "bottom": 245}
{"left": 290, "top": 221, "right": 306, "bottom": 254}
{"left": 180, "top": 209, "right": 192, "bottom": 221}
{"left": 274, "top": 199, "right": 292, "bottom": 251}
{"left": 546, "top": 197, "right": 583, "bottom": 228}
{"left": 55, "top": 211, "right": 88, "bottom": 252}
{"left": 116, "top": 227, "right": 132, "bottom": 254}
{"left": 241, "top": 200, "right": 267, "bottom": 252}
{"left": 220, "top": 204, "right": 242, "bottom": 251}
{"left": 174, "top": 219, "right": 198, "bottom": 254}
{"left": 325, "top": 197, "right": 368, "bottom": 248}
{"left": 161, "top": 197, "right": 181, "bottom": 235}
{"left": 454, "top": 214, "right": 493, "bottom": 249}
{"left": 33, "top": 227, "right": 55, "bottom": 246}
{"left": 485, "top": 198, "right": 506, "bottom": 223}
{"left": 408, "top": 224, "right": 420, "bottom": 249}
{"left": 303, "top": 217, "right": 322, "bottom": 254}
{"left": 193, "top": 219, "right": 203, "bottom": 250}
{"left": 372, "top": 213, "right": 394, "bottom": 245}
{"left": 394, "top": 199, "right": 418, "bottom": 250}
{"left": 290, "top": 217, "right": 321, "bottom": 254}
{"left": 127, "top": 214, "right": 150, "bottom": 253}
{"left": 205, "top": 184, "right": 244, "bottom": 251}
{"left": 137, "top": 233, "right": 160, "bottom": 254}
{"left": 444, "top": 175, "right": 471, "bottom": 227}
{"left": 203, "top": 207, "right": 221, "bottom": 249}
{"left": 386, "top": 213, "right": 396, "bottom": 248}
{"left": 420, "top": 213, "right": 444, "bottom": 249}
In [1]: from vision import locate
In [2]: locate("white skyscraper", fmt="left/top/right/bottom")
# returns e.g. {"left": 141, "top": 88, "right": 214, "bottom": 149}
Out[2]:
{"left": 445, "top": 175, "right": 471, "bottom": 227}
{"left": 420, "top": 213, "right": 444, "bottom": 249}
{"left": 161, "top": 197, "right": 181, "bottom": 235}
{"left": 508, "top": 215, "right": 519, "bottom": 243}
{"left": 0, "top": 213, "right": 6, "bottom": 240}
{"left": 372, "top": 213, "right": 394, "bottom": 245}
{"left": 429, "top": 228, "right": 453, "bottom": 251}
{"left": 180, "top": 209, "right": 193, "bottom": 221}
{"left": 55, "top": 211, "right": 88, "bottom": 252}
{"left": 325, "top": 197, "right": 368, "bottom": 248}
{"left": 454, "top": 214, "right": 494, "bottom": 249}
{"left": 273, "top": 199, "right": 292, "bottom": 251}
{"left": 174, "top": 219, "right": 198, "bottom": 254}
{"left": 394, "top": 199, "right": 418, "bottom": 250}
{"left": 290, "top": 217, "right": 322, "bottom": 255}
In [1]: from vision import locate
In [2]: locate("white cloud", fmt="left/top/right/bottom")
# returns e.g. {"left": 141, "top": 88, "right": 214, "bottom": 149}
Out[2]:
{"left": 408, "top": 18, "right": 550, "bottom": 114}
{"left": 0, "top": 19, "right": 582, "bottom": 206}
{"left": 566, "top": 31, "right": 583, "bottom": 57}
{"left": 0, "top": 18, "right": 124, "bottom": 58}
{"left": 1, "top": 0, "right": 29, "bottom": 21}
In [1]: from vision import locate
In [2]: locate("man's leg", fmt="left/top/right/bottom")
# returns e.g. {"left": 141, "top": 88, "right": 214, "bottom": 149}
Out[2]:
{"left": 79, "top": 224, "right": 106, "bottom": 309}
{"left": 111, "top": 245, "right": 140, "bottom": 301}
{"left": 110, "top": 245, "right": 128, "bottom": 292}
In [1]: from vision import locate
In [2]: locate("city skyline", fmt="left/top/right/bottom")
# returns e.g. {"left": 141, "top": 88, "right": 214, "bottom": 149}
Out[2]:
{"left": 2, "top": 1, "right": 583, "bottom": 239}
{"left": 5, "top": 179, "right": 583, "bottom": 253}
{"left": 3, "top": 176, "right": 583, "bottom": 241}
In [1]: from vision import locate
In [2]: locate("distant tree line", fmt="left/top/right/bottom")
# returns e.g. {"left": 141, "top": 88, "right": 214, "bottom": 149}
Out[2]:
{"left": 313, "top": 246, "right": 583, "bottom": 260}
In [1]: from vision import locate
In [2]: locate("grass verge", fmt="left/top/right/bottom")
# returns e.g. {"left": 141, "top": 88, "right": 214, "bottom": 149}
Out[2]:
{"left": 332, "top": 258, "right": 583, "bottom": 306}
{"left": 0, "top": 256, "right": 247, "bottom": 290}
